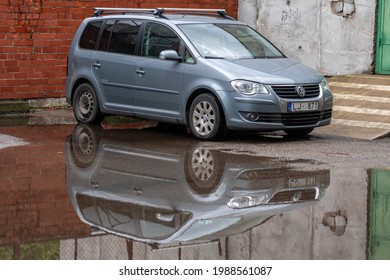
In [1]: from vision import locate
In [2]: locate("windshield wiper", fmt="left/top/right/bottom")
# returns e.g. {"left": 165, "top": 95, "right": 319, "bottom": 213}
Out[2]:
{"left": 204, "top": 56, "right": 225, "bottom": 59}
{"left": 254, "top": 56, "right": 283, "bottom": 59}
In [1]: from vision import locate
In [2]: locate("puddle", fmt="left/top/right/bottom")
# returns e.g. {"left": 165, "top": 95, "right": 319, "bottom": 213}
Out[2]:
{"left": 0, "top": 123, "right": 389, "bottom": 260}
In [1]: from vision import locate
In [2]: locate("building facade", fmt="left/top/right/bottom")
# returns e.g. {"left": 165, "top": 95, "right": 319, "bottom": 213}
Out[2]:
{"left": 0, "top": 0, "right": 238, "bottom": 101}
{"left": 239, "top": 0, "right": 389, "bottom": 75}
{"left": 0, "top": 0, "right": 388, "bottom": 101}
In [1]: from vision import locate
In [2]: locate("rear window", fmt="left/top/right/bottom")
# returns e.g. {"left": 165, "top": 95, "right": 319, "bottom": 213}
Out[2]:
{"left": 79, "top": 21, "right": 102, "bottom": 50}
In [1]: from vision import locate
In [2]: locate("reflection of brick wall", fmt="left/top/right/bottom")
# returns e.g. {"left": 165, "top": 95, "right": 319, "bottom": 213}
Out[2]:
{"left": 0, "top": 125, "right": 90, "bottom": 246}
{"left": 0, "top": 0, "right": 238, "bottom": 100}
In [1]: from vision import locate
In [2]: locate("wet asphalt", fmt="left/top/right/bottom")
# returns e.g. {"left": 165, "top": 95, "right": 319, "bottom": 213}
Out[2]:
{"left": 0, "top": 111, "right": 390, "bottom": 259}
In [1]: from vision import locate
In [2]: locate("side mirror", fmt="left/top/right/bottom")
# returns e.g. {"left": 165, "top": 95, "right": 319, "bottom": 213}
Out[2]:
{"left": 159, "top": 50, "right": 183, "bottom": 62}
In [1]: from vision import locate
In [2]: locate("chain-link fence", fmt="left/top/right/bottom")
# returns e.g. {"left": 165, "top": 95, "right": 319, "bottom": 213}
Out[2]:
{"left": 60, "top": 234, "right": 229, "bottom": 260}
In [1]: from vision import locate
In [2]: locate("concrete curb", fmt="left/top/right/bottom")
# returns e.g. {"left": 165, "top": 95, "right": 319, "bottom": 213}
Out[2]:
{"left": 0, "top": 100, "right": 29, "bottom": 113}
{"left": 0, "top": 98, "right": 68, "bottom": 114}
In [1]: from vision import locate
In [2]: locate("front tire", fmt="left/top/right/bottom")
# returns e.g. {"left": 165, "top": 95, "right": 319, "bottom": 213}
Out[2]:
{"left": 72, "top": 83, "right": 105, "bottom": 124}
{"left": 184, "top": 146, "right": 224, "bottom": 195}
{"left": 189, "top": 94, "right": 226, "bottom": 140}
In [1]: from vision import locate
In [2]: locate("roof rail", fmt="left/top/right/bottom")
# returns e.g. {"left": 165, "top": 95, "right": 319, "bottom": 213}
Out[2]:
{"left": 94, "top": 8, "right": 155, "bottom": 17}
{"left": 93, "top": 7, "right": 234, "bottom": 20}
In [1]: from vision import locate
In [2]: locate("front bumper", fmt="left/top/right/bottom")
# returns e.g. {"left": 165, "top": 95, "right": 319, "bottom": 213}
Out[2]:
{"left": 220, "top": 88, "right": 333, "bottom": 131}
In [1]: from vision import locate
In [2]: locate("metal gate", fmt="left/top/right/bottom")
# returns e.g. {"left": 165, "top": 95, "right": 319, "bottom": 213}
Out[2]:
{"left": 376, "top": 0, "right": 390, "bottom": 74}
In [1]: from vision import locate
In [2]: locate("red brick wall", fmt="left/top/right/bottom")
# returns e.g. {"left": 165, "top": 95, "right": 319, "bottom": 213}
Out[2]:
{"left": 0, "top": 0, "right": 238, "bottom": 100}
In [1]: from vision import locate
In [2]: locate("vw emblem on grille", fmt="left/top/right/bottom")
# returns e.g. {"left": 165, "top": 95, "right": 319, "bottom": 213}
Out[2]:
{"left": 296, "top": 86, "right": 306, "bottom": 97}
{"left": 292, "top": 191, "right": 302, "bottom": 202}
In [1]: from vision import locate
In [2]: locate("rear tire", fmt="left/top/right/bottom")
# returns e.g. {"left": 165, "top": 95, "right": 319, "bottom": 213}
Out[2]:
{"left": 189, "top": 94, "right": 226, "bottom": 140}
{"left": 72, "top": 83, "right": 105, "bottom": 124}
{"left": 70, "top": 124, "right": 101, "bottom": 168}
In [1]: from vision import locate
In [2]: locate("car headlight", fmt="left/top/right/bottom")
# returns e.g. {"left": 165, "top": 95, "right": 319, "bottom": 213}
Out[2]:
{"left": 227, "top": 195, "right": 268, "bottom": 209}
{"left": 320, "top": 78, "right": 331, "bottom": 92}
{"left": 231, "top": 80, "right": 269, "bottom": 95}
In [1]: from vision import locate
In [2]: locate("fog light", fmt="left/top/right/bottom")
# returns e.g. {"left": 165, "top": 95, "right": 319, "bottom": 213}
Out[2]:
{"left": 246, "top": 112, "right": 260, "bottom": 121}
{"left": 227, "top": 195, "right": 267, "bottom": 209}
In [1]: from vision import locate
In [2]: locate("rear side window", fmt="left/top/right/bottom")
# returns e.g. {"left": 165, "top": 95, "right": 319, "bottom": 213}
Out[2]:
{"left": 142, "top": 22, "right": 181, "bottom": 58}
{"left": 109, "top": 20, "right": 142, "bottom": 55}
{"left": 98, "top": 20, "right": 142, "bottom": 55}
{"left": 98, "top": 20, "right": 114, "bottom": 51}
{"left": 79, "top": 21, "right": 102, "bottom": 49}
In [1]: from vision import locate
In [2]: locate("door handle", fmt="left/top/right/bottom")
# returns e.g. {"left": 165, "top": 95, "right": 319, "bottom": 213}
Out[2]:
{"left": 93, "top": 61, "right": 101, "bottom": 69}
{"left": 136, "top": 68, "right": 146, "bottom": 77}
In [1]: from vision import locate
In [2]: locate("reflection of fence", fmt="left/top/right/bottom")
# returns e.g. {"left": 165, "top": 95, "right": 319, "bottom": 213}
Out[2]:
{"left": 0, "top": 125, "right": 92, "bottom": 251}
{"left": 0, "top": 235, "right": 229, "bottom": 260}
{"left": 60, "top": 235, "right": 228, "bottom": 260}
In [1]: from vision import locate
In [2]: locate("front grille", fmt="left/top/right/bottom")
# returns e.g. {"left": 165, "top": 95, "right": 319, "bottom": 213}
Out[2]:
{"left": 281, "top": 110, "right": 331, "bottom": 126}
{"left": 271, "top": 84, "right": 320, "bottom": 99}
{"left": 246, "top": 109, "right": 332, "bottom": 126}
{"left": 268, "top": 188, "right": 318, "bottom": 203}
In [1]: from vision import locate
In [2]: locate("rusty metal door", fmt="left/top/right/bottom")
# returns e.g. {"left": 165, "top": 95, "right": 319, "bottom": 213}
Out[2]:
{"left": 376, "top": 0, "right": 390, "bottom": 74}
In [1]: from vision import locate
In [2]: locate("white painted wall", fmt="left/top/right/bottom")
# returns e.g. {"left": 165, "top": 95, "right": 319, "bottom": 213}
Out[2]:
{"left": 238, "top": 0, "right": 377, "bottom": 75}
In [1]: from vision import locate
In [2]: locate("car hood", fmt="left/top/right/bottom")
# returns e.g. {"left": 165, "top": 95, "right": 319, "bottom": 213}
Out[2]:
{"left": 203, "top": 58, "right": 323, "bottom": 85}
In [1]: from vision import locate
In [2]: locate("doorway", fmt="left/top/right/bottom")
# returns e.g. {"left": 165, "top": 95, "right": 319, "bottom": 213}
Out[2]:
{"left": 376, "top": 0, "right": 390, "bottom": 74}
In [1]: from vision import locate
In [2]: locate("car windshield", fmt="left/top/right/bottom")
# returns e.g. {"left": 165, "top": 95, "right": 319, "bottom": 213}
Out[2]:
{"left": 179, "top": 23, "right": 285, "bottom": 59}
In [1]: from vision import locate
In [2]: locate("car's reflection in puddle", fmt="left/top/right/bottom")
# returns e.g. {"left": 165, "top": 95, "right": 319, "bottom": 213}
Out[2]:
{"left": 1, "top": 123, "right": 389, "bottom": 259}
{"left": 66, "top": 124, "right": 330, "bottom": 251}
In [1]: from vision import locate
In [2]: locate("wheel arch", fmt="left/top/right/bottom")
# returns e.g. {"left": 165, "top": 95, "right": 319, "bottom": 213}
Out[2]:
{"left": 185, "top": 88, "right": 227, "bottom": 126}
{"left": 70, "top": 78, "right": 94, "bottom": 106}
{"left": 72, "top": 80, "right": 105, "bottom": 124}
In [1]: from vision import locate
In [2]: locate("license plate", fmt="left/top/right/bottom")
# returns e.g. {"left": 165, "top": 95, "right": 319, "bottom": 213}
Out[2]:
{"left": 286, "top": 177, "right": 316, "bottom": 188}
{"left": 288, "top": 102, "right": 319, "bottom": 112}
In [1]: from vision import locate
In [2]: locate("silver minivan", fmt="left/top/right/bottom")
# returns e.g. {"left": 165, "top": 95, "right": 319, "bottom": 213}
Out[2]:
{"left": 66, "top": 8, "right": 333, "bottom": 140}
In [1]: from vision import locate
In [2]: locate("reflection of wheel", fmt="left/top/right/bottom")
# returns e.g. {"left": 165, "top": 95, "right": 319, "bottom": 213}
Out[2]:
{"left": 185, "top": 147, "right": 224, "bottom": 195}
{"left": 72, "top": 83, "right": 105, "bottom": 124}
{"left": 70, "top": 124, "right": 100, "bottom": 168}
{"left": 192, "top": 147, "right": 215, "bottom": 181}
{"left": 189, "top": 93, "right": 226, "bottom": 140}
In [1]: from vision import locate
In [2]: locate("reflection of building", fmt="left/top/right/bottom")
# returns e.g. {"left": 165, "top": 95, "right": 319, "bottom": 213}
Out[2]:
{"left": 309, "top": 168, "right": 368, "bottom": 260}
{"left": 322, "top": 210, "right": 348, "bottom": 237}
{"left": 0, "top": 125, "right": 91, "bottom": 260}
{"left": 368, "top": 168, "right": 390, "bottom": 259}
